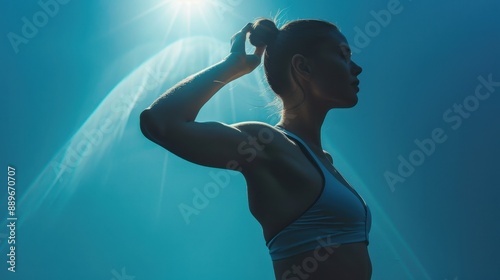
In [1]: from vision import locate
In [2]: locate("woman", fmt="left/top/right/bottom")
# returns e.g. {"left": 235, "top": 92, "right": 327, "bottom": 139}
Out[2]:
{"left": 140, "top": 18, "right": 371, "bottom": 280}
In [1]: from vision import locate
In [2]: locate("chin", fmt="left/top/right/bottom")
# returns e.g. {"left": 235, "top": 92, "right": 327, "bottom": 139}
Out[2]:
{"left": 346, "top": 94, "right": 359, "bottom": 107}
{"left": 349, "top": 97, "right": 359, "bottom": 107}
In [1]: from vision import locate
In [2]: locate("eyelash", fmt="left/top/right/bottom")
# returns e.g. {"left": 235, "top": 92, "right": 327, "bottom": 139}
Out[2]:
{"left": 341, "top": 52, "right": 350, "bottom": 61}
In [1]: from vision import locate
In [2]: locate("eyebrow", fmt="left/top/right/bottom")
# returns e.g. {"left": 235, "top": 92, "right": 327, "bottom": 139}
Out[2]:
{"left": 339, "top": 47, "right": 352, "bottom": 59}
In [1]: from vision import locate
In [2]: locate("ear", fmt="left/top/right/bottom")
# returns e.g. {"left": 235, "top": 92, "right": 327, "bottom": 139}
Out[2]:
{"left": 290, "top": 54, "right": 312, "bottom": 80}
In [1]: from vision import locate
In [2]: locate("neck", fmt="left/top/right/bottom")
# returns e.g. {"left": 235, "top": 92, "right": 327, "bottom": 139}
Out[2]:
{"left": 276, "top": 102, "right": 329, "bottom": 152}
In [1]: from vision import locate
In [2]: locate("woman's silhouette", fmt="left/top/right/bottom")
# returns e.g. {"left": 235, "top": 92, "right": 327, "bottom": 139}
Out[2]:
{"left": 140, "top": 18, "right": 371, "bottom": 280}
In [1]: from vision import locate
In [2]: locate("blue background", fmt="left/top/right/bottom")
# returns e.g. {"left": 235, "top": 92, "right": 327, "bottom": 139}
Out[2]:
{"left": 1, "top": 0, "right": 499, "bottom": 279}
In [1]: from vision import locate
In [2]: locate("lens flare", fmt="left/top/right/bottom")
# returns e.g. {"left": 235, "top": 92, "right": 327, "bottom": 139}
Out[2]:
{"left": 165, "top": 0, "right": 211, "bottom": 29}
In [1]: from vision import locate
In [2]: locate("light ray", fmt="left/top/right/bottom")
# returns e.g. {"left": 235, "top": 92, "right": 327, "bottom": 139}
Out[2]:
{"left": 156, "top": 152, "right": 170, "bottom": 220}
{"left": 107, "top": 1, "right": 171, "bottom": 35}
{"left": 0, "top": 37, "right": 228, "bottom": 251}
{"left": 195, "top": 2, "right": 214, "bottom": 38}
{"left": 160, "top": 3, "right": 182, "bottom": 45}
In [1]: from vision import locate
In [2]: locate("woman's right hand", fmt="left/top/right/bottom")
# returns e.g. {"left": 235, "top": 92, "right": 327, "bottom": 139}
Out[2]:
{"left": 223, "top": 23, "right": 266, "bottom": 78}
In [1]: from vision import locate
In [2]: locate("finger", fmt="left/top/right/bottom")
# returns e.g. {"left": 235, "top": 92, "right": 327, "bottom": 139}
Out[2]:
{"left": 230, "top": 23, "right": 252, "bottom": 43}
{"left": 240, "top": 22, "right": 253, "bottom": 33}
{"left": 230, "top": 23, "right": 252, "bottom": 53}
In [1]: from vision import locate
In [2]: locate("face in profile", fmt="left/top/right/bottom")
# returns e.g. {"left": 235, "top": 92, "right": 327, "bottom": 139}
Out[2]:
{"left": 307, "top": 30, "right": 363, "bottom": 109}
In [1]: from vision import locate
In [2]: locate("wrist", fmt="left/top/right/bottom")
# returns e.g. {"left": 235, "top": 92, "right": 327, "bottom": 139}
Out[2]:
{"left": 220, "top": 55, "right": 251, "bottom": 81}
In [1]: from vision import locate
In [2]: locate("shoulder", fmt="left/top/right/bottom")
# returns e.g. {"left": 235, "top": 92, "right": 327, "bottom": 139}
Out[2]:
{"left": 232, "top": 121, "right": 293, "bottom": 150}
{"left": 232, "top": 121, "right": 285, "bottom": 140}
{"left": 231, "top": 121, "right": 296, "bottom": 160}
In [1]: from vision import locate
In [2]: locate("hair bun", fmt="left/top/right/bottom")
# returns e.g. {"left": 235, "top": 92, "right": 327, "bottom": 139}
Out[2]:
{"left": 249, "top": 18, "right": 279, "bottom": 47}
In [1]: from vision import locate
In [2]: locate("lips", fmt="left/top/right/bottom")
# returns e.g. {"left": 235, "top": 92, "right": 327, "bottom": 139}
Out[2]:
{"left": 351, "top": 79, "right": 360, "bottom": 93}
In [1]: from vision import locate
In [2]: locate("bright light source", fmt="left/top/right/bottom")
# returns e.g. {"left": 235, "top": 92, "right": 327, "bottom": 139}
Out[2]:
{"left": 166, "top": 0, "right": 211, "bottom": 21}
{"left": 160, "top": 0, "right": 215, "bottom": 36}
{"left": 119, "top": 0, "right": 243, "bottom": 42}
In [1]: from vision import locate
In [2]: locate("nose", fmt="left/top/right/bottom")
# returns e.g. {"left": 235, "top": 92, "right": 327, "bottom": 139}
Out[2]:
{"left": 351, "top": 60, "right": 362, "bottom": 76}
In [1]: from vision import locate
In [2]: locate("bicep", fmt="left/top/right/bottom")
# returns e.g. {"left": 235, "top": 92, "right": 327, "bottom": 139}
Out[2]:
{"left": 141, "top": 116, "right": 268, "bottom": 171}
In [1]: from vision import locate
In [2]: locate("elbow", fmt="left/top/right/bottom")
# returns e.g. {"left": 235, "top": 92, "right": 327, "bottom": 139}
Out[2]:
{"left": 139, "top": 109, "right": 180, "bottom": 144}
{"left": 140, "top": 108, "right": 187, "bottom": 147}
{"left": 139, "top": 109, "right": 161, "bottom": 142}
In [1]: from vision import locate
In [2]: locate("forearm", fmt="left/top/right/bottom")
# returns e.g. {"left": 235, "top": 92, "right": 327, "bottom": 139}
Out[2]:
{"left": 144, "top": 58, "right": 243, "bottom": 125}
{"left": 141, "top": 22, "right": 263, "bottom": 135}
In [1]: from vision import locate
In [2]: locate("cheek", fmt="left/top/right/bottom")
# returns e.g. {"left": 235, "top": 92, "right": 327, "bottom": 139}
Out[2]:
{"left": 310, "top": 57, "right": 351, "bottom": 92}
{"left": 317, "top": 58, "right": 350, "bottom": 80}
{"left": 316, "top": 64, "right": 350, "bottom": 89}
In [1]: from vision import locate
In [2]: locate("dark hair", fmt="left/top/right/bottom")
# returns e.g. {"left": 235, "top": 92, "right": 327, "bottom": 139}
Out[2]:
{"left": 249, "top": 18, "right": 340, "bottom": 98}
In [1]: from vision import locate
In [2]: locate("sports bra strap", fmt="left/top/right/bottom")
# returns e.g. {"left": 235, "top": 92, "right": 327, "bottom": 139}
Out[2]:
{"left": 275, "top": 125, "right": 329, "bottom": 174}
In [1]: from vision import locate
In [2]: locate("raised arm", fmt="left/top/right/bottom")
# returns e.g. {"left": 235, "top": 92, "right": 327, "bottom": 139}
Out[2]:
{"left": 139, "top": 23, "right": 268, "bottom": 171}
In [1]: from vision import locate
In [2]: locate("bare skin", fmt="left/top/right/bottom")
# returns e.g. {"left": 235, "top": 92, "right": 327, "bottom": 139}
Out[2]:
{"left": 139, "top": 22, "right": 367, "bottom": 279}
